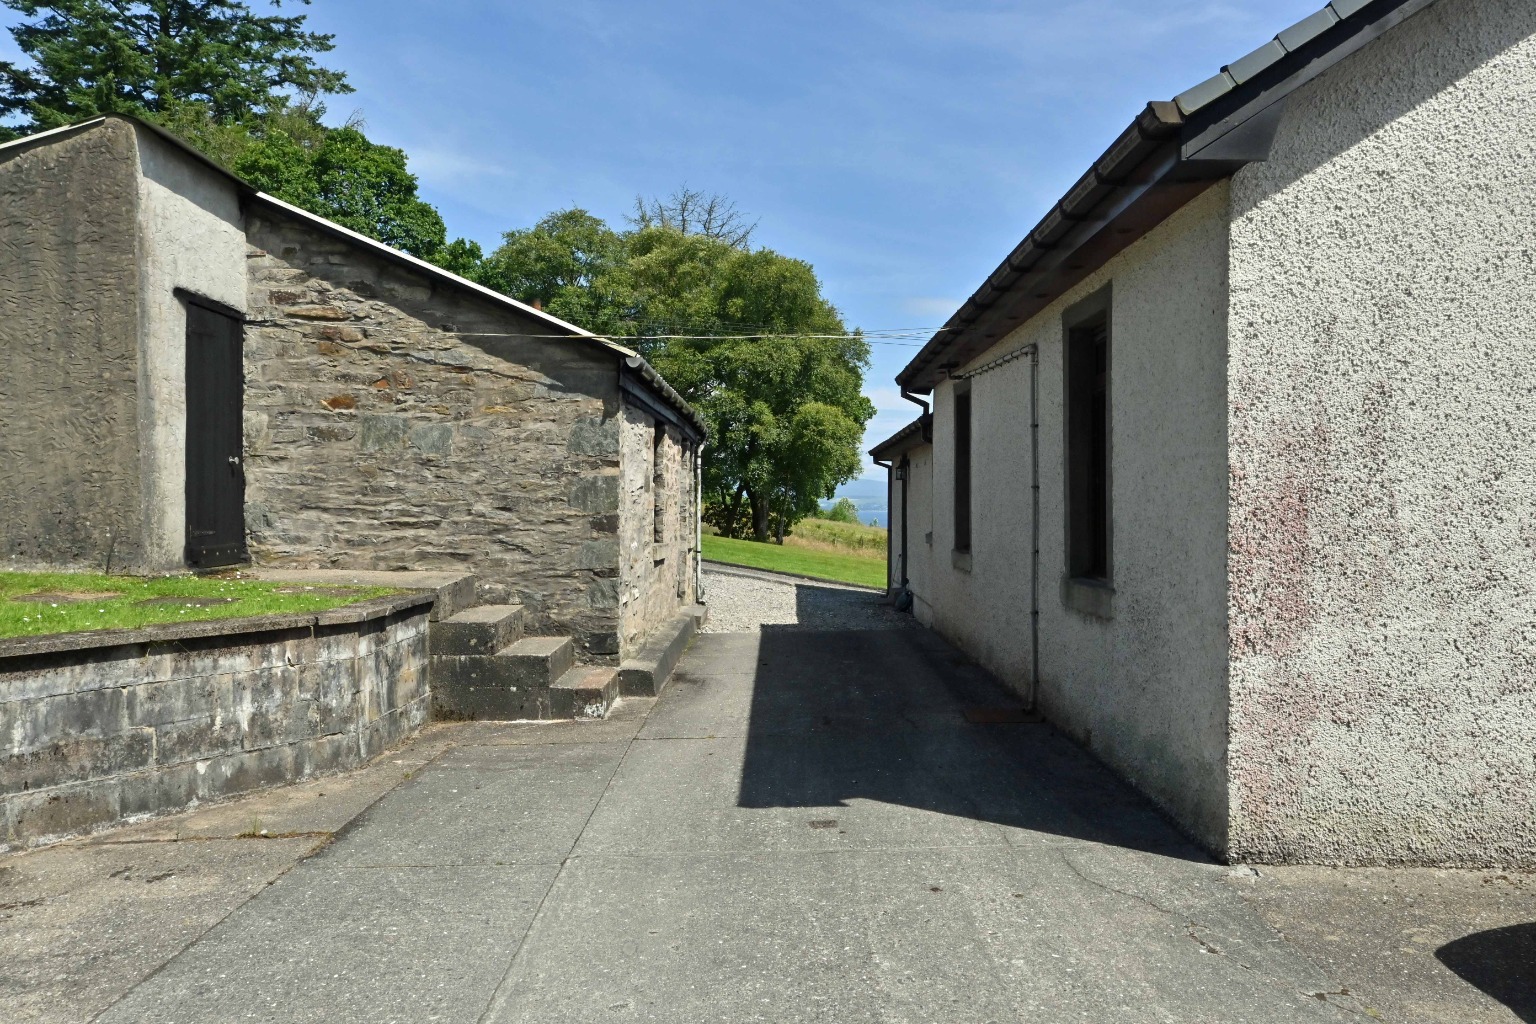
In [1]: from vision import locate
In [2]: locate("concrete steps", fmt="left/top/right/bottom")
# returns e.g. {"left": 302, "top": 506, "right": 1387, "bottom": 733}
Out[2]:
{"left": 430, "top": 604, "right": 525, "bottom": 655}
{"left": 264, "top": 569, "right": 687, "bottom": 722}
{"left": 619, "top": 605, "right": 705, "bottom": 697}
{"left": 550, "top": 666, "right": 621, "bottom": 720}
{"left": 430, "top": 635, "right": 575, "bottom": 721}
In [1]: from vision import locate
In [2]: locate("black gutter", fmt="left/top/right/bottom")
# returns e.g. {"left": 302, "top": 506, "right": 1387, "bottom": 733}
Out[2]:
{"left": 868, "top": 417, "right": 930, "bottom": 462}
{"left": 622, "top": 356, "right": 709, "bottom": 443}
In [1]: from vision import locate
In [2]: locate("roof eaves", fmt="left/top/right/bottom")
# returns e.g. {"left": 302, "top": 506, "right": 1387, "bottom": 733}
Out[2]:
{"left": 869, "top": 417, "right": 930, "bottom": 461}
{"left": 897, "top": 0, "right": 1443, "bottom": 393}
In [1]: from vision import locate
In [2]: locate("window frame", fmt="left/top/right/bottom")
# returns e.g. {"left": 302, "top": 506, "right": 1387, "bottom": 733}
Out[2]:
{"left": 952, "top": 379, "right": 973, "bottom": 559}
{"left": 1063, "top": 286, "right": 1113, "bottom": 600}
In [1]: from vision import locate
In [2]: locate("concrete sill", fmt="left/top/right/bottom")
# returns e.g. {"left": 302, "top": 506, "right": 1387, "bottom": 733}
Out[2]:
{"left": 1062, "top": 577, "right": 1115, "bottom": 620}
{"left": 952, "top": 549, "right": 973, "bottom": 573}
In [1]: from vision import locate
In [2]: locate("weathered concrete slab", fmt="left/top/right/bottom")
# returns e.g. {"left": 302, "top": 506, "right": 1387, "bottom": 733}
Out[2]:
{"left": 82, "top": 745, "right": 444, "bottom": 845}
{"left": 0, "top": 838, "right": 319, "bottom": 1024}
{"left": 480, "top": 848, "right": 1353, "bottom": 1024}
{"left": 638, "top": 629, "right": 1022, "bottom": 739}
{"left": 313, "top": 742, "right": 625, "bottom": 868}
{"left": 1231, "top": 865, "right": 1536, "bottom": 1023}
{"left": 95, "top": 863, "right": 557, "bottom": 1024}
{"left": 414, "top": 699, "right": 653, "bottom": 748}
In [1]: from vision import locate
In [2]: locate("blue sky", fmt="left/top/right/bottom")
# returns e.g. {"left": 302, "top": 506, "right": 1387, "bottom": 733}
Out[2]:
{"left": 7, "top": 0, "right": 1325, "bottom": 476}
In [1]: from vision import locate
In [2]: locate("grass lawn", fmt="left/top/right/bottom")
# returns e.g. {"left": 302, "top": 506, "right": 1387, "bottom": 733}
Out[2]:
{"left": 0, "top": 572, "right": 396, "bottom": 639}
{"left": 702, "top": 535, "right": 887, "bottom": 589}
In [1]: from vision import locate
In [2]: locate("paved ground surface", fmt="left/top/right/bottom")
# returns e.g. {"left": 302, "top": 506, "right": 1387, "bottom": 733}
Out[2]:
{"left": 2, "top": 572, "right": 1531, "bottom": 1022}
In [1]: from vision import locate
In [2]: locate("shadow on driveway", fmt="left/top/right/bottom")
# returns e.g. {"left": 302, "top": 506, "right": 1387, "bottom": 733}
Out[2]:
{"left": 1437, "top": 923, "right": 1536, "bottom": 1021}
{"left": 735, "top": 621, "right": 1209, "bottom": 861}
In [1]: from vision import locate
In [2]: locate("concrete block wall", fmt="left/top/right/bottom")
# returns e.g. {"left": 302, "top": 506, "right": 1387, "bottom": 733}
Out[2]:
{"left": 243, "top": 211, "right": 629, "bottom": 658}
{"left": 0, "top": 599, "right": 431, "bottom": 850}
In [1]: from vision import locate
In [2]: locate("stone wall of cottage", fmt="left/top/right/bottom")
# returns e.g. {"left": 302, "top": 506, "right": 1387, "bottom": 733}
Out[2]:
{"left": 242, "top": 209, "right": 628, "bottom": 658}
{"left": 617, "top": 401, "right": 698, "bottom": 651}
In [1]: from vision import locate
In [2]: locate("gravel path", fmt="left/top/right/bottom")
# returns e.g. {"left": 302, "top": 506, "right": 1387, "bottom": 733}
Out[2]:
{"left": 700, "top": 563, "right": 913, "bottom": 632}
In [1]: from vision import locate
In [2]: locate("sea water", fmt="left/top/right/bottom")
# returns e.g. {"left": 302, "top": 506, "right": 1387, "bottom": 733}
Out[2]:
{"left": 819, "top": 478, "right": 889, "bottom": 528}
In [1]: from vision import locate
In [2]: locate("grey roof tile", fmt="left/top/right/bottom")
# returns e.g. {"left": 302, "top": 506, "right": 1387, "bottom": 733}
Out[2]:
{"left": 1329, "top": 0, "right": 1377, "bottom": 18}
{"left": 1226, "top": 39, "right": 1287, "bottom": 85}
{"left": 1175, "top": 70, "right": 1237, "bottom": 115}
{"left": 1277, "top": 7, "right": 1342, "bottom": 51}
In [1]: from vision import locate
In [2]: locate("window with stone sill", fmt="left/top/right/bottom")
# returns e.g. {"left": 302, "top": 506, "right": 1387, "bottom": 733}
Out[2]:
{"left": 653, "top": 421, "right": 666, "bottom": 545}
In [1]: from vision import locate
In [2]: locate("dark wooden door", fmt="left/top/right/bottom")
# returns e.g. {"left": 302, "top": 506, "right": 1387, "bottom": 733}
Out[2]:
{"left": 184, "top": 301, "right": 248, "bottom": 568}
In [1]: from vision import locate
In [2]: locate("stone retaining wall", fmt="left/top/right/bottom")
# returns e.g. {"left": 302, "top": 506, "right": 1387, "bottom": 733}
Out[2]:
{"left": 0, "top": 595, "right": 432, "bottom": 850}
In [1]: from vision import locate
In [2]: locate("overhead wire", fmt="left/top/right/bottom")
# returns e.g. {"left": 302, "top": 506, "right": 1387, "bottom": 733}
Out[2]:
{"left": 375, "top": 328, "right": 947, "bottom": 347}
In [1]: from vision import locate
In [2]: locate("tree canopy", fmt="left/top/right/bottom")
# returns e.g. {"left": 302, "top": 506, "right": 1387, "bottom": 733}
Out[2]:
{"left": 481, "top": 205, "right": 874, "bottom": 542}
{"left": 0, "top": 1, "right": 456, "bottom": 260}
{"left": 230, "top": 112, "right": 447, "bottom": 258}
{"left": 0, "top": 0, "right": 349, "bottom": 134}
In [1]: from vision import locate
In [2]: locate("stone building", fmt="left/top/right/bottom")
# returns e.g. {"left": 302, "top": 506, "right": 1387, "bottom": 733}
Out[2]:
{"left": 0, "top": 114, "right": 705, "bottom": 664}
{"left": 874, "top": 0, "right": 1536, "bottom": 866}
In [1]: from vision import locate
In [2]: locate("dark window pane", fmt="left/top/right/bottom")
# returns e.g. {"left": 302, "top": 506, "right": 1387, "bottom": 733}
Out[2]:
{"left": 1067, "top": 316, "right": 1110, "bottom": 580}
{"left": 954, "top": 390, "right": 972, "bottom": 552}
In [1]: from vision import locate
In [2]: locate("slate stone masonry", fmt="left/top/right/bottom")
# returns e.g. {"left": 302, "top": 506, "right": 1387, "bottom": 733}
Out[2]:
{"left": 0, "top": 596, "right": 431, "bottom": 850}
{"left": 618, "top": 404, "right": 698, "bottom": 652}
{"left": 243, "top": 212, "right": 633, "bottom": 658}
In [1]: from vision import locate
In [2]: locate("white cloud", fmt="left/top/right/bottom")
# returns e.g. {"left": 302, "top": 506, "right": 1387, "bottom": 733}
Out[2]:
{"left": 901, "top": 296, "right": 964, "bottom": 320}
{"left": 405, "top": 147, "right": 512, "bottom": 185}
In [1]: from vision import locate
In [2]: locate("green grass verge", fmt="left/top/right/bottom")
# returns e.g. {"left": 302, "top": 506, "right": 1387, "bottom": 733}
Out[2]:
{"left": 702, "top": 535, "right": 887, "bottom": 589}
{"left": 789, "top": 517, "right": 888, "bottom": 553}
{"left": 0, "top": 572, "right": 397, "bottom": 639}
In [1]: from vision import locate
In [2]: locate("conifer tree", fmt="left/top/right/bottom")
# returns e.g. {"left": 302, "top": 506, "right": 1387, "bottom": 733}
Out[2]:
{"left": 0, "top": 0, "right": 349, "bottom": 135}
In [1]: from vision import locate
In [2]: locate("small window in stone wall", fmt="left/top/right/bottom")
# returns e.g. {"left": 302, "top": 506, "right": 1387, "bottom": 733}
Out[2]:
{"left": 653, "top": 422, "right": 667, "bottom": 545}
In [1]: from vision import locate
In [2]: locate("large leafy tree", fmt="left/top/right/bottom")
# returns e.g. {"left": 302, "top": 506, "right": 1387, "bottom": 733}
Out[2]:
{"left": 233, "top": 116, "right": 447, "bottom": 258}
{"left": 486, "top": 203, "right": 873, "bottom": 542}
{"left": 480, "top": 209, "right": 636, "bottom": 334}
{"left": 0, "top": 0, "right": 350, "bottom": 135}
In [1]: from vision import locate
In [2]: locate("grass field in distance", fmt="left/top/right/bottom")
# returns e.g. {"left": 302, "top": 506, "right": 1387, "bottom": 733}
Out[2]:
{"left": 702, "top": 518, "right": 888, "bottom": 589}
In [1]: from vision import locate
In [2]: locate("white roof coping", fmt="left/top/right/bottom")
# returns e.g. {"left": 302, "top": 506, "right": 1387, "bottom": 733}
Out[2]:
{"left": 249, "top": 192, "right": 638, "bottom": 359}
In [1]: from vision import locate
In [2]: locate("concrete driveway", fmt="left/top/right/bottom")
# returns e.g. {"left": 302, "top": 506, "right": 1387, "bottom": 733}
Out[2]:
{"left": 4, "top": 574, "right": 1532, "bottom": 1022}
